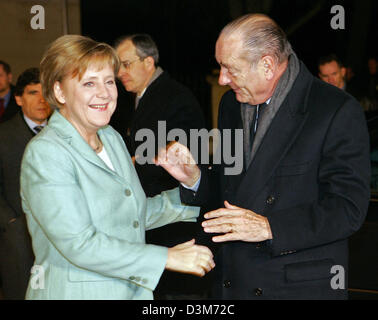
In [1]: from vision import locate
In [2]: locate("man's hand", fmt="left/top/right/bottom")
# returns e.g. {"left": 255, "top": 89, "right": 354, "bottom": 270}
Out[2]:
{"left": 154, "top": 142, "right": 200, "bottom": 187}
{"left": 202, "top": 201, "right": 273, "bottom": 242}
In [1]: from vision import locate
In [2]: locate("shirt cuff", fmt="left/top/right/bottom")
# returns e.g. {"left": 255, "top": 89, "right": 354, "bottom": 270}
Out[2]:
{"left": 181, "top": 172, "right": 201, "bottom": 192}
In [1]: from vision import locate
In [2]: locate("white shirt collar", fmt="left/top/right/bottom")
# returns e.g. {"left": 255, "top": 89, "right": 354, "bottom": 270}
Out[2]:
{"left": 23, "top": 114, "right": 47, "bottom": 133}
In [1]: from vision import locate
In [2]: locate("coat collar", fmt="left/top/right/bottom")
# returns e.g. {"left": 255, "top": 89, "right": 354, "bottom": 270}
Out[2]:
{"left": 47, "top": 110, "right": 125, "bottom": 180}
{"left": 131, "top": 71, "right": 168, "bottom": 123}
{"left": 235, "top": 61, "right": 314, "bottom": 209}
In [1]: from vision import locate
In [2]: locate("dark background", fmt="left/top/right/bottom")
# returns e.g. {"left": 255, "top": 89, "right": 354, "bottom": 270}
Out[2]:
{"left": 81, "top": 0, "right": 377, "bottom": 127}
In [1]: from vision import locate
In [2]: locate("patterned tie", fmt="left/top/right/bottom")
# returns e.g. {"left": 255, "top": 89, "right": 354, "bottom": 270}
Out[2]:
{"left": 0, "top": 98, "right": 5, "bottom": 119}
{"left": 34, "top": 125, "right": 44, "bottom": 133}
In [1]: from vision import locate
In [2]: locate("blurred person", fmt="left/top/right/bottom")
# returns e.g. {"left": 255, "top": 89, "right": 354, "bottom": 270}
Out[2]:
{"left": 0, "top": 61, "right": 18, "bottom": 123}
{"left": 318, "top": 54, "right": 363, "bottom": 102}
{"left": 20, "top": 35, "right": 214, "bottom": 300}
{"left": 318, "top": 54, "right": 347, "bottom": 90}
{"left": 0, "top": 67, "right": 51, "bottom": 299}
{"left": 115, "top": 34, "right": 208, "bottom": 299}
{"left": 158, "top": 14, "right": 370, "bottom": 299}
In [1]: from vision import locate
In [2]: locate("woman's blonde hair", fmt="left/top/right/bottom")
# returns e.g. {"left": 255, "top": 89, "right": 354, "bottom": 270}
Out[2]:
{"left": 40, "top": 34, "right": 120, "bottom": 107}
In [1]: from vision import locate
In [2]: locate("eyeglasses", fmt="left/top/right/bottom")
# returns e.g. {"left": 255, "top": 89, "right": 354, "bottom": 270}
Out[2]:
{"left": 121, "top": 58, "right": 142, "bottom": 70}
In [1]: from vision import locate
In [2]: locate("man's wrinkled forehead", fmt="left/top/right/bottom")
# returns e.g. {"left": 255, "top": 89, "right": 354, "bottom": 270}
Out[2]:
{"left": 216, "top": 34, "right": 243, "bottom": 59}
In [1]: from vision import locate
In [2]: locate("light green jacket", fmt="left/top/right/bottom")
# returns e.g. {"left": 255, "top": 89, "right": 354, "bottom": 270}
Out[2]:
{"left": 20, "top": 110, "right": 199, "bottom": 300}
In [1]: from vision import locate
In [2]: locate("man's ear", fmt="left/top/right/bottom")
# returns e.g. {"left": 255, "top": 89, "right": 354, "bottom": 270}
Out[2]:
{"left": 8, "top": 73, "right": 12, "bottom": 84}
{"left": 341, "top": 67, "right": 346, "bottom": 78}
{"left": 53, "top": 81, "right": 65, "bottom": 105}
{"left": 260, "top": 55, "right": 275, "bottom": 80}
{"left": 144, "top": 56, "right": 156, "bottom": 71}
{"left": 15, "top": 95, "right": 23, "bottom": 107}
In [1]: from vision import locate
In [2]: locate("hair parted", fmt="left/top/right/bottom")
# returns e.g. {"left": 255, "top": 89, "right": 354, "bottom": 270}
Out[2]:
{"left": 14, "top": 68, "right": 40, "bottom": 96}
{"left": 40, "top": 34, "right": 120, "bottom": 107}
{"left": 220, "top": 14, "right": 292, "bottom": 67}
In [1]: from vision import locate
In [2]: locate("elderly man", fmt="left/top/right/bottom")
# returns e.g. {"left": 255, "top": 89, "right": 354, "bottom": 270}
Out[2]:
{"left": 114, "top": 34, "right": 207, "bottom": 299}
{"left": 0, "top": 68, "right": 51, "bottom": 299}
{"left": 159, "top": 14, "right": 371, "bottom": 299}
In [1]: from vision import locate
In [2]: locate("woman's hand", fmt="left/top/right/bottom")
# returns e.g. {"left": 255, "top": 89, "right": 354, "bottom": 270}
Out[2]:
{"left": 154, "top": 142, "right": 200, "bottom": 187}
{"left": 165, "top": 239, "right": 215, "bottom": 277}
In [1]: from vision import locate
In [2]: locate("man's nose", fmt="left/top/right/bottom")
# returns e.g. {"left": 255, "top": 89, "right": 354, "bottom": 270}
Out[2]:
{"left": 39, "top": 93, "right": 48, "bottom": 104}
{"left": 117, "top": 68, "right": 124, "bottom": 78}
{"left": 218, "top": 68, "right": 231, "bottom": 86}
{"left": 118, "top": 64, "right": 130, "bottom": 78}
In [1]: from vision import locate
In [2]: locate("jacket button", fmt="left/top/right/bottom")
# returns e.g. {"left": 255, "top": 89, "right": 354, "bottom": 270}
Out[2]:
{"left": 254, "top": 288, "right": 263, "bottom": 296}
{"left": 223, "top": 280, "right": 231, "bottom": 288}
{"left": 125, "top": 189, "right": 132, "bottom": 196}
{"left": 256, "top": 243, "right": 261, "bottom": 249}
{"left": 133, "top": 221, "right": 139, "bottom": 228}
{"left": 266, "top": 195, "right": 275, "bottom": 205}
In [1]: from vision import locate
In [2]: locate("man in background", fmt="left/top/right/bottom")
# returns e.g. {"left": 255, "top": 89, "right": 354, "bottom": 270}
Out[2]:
{"left": 0, "top": 67, "right": 51, "bottom": 299}
{"left": 318, "top": 54, "right": 347, "bottom": 90}
{"left": 114, "top": 34, "right": 208, "bottom": 299}
{"left": 0, "top": 60, "right": 19, "bottom": 123}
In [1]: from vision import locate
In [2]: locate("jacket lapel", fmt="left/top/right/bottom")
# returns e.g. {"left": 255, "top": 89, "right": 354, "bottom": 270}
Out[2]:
{"left": 98, "top": 128, "right": 129, "bottom": 180}
{"left": 236, "top": 63, "right": 313, "bottom": 209}
{"left": 48, "top": 110, "right": 123, "bottom": 180}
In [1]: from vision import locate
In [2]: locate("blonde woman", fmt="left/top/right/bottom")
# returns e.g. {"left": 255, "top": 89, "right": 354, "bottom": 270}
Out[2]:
{"left": 20, "top": 35, "right": 214, "bottom": 300}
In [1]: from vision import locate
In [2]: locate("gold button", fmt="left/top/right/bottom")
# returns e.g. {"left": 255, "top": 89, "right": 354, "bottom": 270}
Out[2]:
{"left": 133, "top": 221, "right": 139, "bottom": 228}
{"left": 125, "top": 189, "right": 131, "bottom": 196}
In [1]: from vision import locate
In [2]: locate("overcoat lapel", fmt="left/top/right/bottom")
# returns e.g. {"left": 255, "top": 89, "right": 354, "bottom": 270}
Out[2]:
{"left": 235, "top": 63, "right": 314, "bottom": 209}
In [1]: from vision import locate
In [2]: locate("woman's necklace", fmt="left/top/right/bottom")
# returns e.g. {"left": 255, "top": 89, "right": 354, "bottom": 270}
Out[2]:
{"left": 93, "top": 137, "right": 103, "bottom": 153}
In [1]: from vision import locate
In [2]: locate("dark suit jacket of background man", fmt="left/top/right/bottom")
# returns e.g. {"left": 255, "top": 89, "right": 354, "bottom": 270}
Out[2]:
{"left": 181, "top": 61, "right": 371, "bottom": 299}
{"left": 0, "top": 85, "right": 20, "bottom": 124}
{"left": 0, "top": 112, "right": 35, "bottom": 299}
{"left": 111, "top": 71, "right": 207, "bottom": 297}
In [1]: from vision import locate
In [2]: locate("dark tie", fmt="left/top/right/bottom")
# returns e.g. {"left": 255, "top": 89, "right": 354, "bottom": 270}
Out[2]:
{"left": 135, "top": 96, "right": 141, "bottom": 109}
{"left": 249, "top": 102, "right": 266, "bottom": 148}
{"left": 244, "top": 102, "right": 266, "bottom": 168}
{"left": 0, "top": 98, "right": 5, "bottom": 119}
{"left": 34, "top": 125, "right": 44, "bottom": 133}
